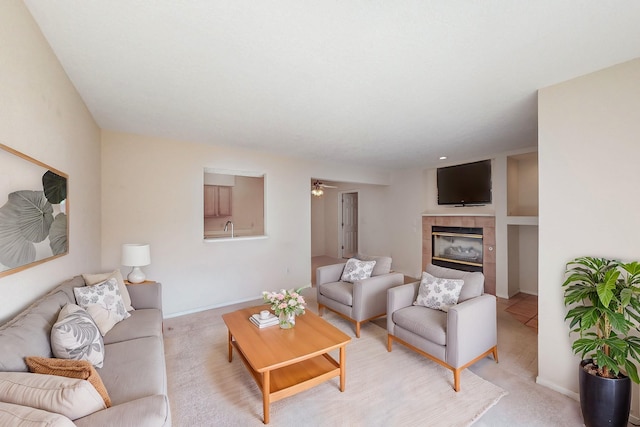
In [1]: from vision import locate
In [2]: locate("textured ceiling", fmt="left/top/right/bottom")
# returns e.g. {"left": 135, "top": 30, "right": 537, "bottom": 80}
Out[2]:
{"left": 24, "top": 1, "right": 640, "bottom": 169}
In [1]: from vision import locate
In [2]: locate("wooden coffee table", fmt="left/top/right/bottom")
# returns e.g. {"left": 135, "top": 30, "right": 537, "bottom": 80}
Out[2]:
{"left": 222, "top": 305, "right": 351, "bottom": 424}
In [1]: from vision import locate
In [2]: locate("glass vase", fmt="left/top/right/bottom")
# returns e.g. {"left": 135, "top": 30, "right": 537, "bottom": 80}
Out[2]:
{"left": 278, "top": 311, "right": 295, "bottom": 329}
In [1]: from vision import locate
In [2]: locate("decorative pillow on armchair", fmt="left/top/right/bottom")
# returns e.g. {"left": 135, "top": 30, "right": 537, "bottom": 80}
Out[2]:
{"left": 341, "top": 258, "right": 376, "bottom": 283}
{"left": 413, "top": 272, "right": 464, "bottom": 312}
{"left": 74, "top": 278, "right": 131, "bottom": 336}
{"left": 50, "top": 304, "right": 104, "bottom": 368}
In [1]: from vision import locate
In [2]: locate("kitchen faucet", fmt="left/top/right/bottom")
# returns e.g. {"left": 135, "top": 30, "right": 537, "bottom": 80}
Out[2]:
{"left": 223, "top": 220, "right": 234, "bottom": 238}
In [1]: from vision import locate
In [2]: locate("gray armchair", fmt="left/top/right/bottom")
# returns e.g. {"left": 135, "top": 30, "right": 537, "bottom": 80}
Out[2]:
{"left": 317, "top": 255, "right": 404, "bottom": 338}
{"left": 387, "top": 263, "right": 498, "bottom": 391}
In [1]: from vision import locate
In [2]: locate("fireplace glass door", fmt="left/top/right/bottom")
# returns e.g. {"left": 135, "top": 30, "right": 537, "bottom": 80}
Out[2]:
{"left": 432, "top": 226, "right": 483, "bottom": 272}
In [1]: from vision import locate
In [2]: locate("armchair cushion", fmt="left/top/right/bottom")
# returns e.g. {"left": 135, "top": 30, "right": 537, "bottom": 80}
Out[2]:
{"left": 356, "top": 253, "right": 392, "bottom": 276}
{"left": 414, "top": 272, "right": 464, "bottom": 312}
{"left": 392, "top": 306, "right": 447, "bottom": 345}
{"left": 341, "top": 258, "right": 376, "bottom": 283}
{"left": 318, "top": 281, "right": 353, "bottom": 306}
{"left": 425, "top": 264, "right": 484, "bottom": 302}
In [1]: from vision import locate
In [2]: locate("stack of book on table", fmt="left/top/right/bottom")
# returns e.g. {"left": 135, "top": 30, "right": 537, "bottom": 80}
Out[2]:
{"left": 249, "top": 313, "right": 279, "bottom": 328}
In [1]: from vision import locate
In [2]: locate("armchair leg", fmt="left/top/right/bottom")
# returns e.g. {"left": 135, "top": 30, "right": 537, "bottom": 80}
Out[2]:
{"left": 387, "top": 335, "right": 393, "bottom": 352}
{"left": 355, "top": 322, "right": 361, "bottom": 338}
{"left": 318, "top": 304, "right": 324, "bottom": 316}
{"left": 492, "top": 346, "right": 499, "bottom": 363}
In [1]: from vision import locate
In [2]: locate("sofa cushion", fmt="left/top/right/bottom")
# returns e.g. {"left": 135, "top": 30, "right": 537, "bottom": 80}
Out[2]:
{"left": 51, "top": 304, "right": 105, "bottom": 368}
{"left": 341, "top": 258, "right": 376, "bottom": 283}
{"left": 25, "top": 357, "right": 111, "bottom": 407}
{"left": 0, "top": 402, "right": 75, "bottom": 427}
{"left": 413, "top": 272, "right": 464, "bottom": 312}
{"left": 425, "top": 263, "right": 484, "bottom": 302}
{"left": 392, "top": 305, "right": 447, "bottom": 346}
{"left": 0, "top": 372, "right": 106, "bottom": 421}
{"left": 319, "top": 281, "right": 354, "bottom": 306}
{"left": 0, "top": 277, "right": 82, "bottom": 372}
{"left": 82, "top": 270, "right": 133, "bottom": 312}
{"left": 74, "top": 278, "right": 131, "bottom": 336}
{"left": 103, "top": 309, "right": 163, "bottom": 345}
{"left": 356, "top": 253, "right": 392, "bottom": 276}
{"left": 99, "top": 336, "right": 167, "bottom": 405}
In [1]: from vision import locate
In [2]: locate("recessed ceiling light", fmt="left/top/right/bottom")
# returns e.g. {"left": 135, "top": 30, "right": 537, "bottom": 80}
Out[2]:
{"left": 439, "top": 156, "right": 447, "bottom": 160}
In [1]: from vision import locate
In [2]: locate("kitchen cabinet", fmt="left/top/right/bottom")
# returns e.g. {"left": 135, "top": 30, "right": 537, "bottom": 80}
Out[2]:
{"left": 204, "top": 185, "right": 232, "bottom": 217}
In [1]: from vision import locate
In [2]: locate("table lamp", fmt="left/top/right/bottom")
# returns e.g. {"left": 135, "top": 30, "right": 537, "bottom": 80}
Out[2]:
{"left": 121, "top": 244, "right": 151, "bottom": 283}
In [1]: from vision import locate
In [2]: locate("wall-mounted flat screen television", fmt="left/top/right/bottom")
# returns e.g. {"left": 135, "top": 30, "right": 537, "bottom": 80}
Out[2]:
{"left": 437, "top": 159, "right": 492, "bottom": 206}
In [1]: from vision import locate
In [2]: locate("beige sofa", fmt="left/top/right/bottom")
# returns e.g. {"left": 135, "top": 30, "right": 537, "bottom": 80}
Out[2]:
{"left": 0, "top": 276, "right": 170, "bottom": 426}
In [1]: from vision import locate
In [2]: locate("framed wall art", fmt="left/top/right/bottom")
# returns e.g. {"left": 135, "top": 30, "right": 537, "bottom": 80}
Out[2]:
{"left": 0, "top": 143, "right": 68, "bottom": 278}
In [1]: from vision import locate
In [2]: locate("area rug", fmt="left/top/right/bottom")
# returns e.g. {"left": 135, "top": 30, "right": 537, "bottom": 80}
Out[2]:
{"left": 164, "top": 298, "right": 506, "bottom": 427}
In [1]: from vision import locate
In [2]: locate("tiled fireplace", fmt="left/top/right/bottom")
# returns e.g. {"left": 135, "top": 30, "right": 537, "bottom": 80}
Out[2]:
{"left": 422, "top": 215, "right": 496, "bottom": 295}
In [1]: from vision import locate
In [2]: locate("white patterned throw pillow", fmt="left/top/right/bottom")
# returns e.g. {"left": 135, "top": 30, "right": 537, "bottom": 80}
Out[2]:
{"left": 73, "top": 278, "right": 131, "bottom": 336}
{"left": 341, "top": 258, "right": 376, "bottom": 283}
{"left": 51, "top": 304, "right": 105, "bottom": 368}
{"left": 413, "top": 272, "right": 464, "bottom": 312}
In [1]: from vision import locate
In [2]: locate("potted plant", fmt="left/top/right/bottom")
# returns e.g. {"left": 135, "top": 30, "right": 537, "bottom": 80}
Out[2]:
{"left": 563, "top": 256, "right": 640, "bottom": 427}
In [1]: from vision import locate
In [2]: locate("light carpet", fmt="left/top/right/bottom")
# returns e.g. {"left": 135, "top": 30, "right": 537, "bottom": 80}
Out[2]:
{"left": 164, "top": 296, "right": 506, "bottom": 426}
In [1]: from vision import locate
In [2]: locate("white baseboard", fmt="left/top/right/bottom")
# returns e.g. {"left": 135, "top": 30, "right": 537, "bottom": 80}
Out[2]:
{"left": 535, "top": 376, "right": 579, "bottom": 401}
{"left": 164, "top": 294, "right": 262, "bottom": 319}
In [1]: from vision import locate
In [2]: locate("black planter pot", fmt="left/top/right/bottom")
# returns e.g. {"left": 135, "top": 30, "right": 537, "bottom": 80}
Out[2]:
{"left": 579, "top": 359, "right": 631, "bottom": 427}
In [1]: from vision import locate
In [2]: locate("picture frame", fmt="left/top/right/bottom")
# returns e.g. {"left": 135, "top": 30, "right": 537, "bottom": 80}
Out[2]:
{"left": 0, "top": 143, "right": 68, "bottom": 278}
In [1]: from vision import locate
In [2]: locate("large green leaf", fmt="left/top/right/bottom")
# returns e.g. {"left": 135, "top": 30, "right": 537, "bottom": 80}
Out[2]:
{"left": 42, "top": 170, "right": 67, "bottom": 204}
{"left": 0, "top": 204, "right": 36, "bottom": 268}
{"left": 596, "top": 269, "right": 619, "bottom": 308}
{"left": 7, "top": 191, "right": 53, "bottom": 243}
{"left": 49, "top": 213, "right": 67, "bottom": 255}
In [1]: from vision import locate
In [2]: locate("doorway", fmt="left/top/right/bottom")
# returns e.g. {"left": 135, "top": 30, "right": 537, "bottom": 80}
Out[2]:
{"left": 340, "top": 192, "right": 358, "bottom": 258}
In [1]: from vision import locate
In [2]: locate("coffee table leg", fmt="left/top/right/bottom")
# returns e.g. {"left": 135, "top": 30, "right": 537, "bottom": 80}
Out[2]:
{"left": 339, "top": 345, "right": 346, "bottom": 392}
{"left": 262, "top": 371, "right": 270, "bottom": 424}
{"left": 228, "top": 330, "right": 233, "bottom": 362}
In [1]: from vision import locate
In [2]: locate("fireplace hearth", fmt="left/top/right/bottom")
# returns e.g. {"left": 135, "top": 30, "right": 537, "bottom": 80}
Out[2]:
{"left": 432, "top": 226, "right": 483, "bottom": 272}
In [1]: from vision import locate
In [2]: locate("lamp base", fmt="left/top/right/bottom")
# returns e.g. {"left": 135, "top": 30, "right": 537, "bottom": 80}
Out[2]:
{"left": 127, "top": 267, "right": 146, "bottom": 284}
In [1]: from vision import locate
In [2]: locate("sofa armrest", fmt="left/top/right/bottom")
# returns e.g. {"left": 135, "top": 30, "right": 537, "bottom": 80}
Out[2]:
{"left": 446, "top": 294, "right": 497, "bottom": 368}
{"left": 127, "top": 282, "right": 163, "bottom": 311}
{"left": 316, "top": 263, "right": 346, "bottom": 286}
{"left": 352, "top": 272, "right": 405, "bottom": 321}
{"left": 386, "top": 281, "right": 420, "bottom": 333}
{"left": 73, "top": 395, "right": 170, "bottom": 427}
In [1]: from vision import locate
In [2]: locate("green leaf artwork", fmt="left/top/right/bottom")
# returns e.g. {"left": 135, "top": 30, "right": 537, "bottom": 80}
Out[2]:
{"left": 0, "top": 144, "right": 68, "bottom": 276}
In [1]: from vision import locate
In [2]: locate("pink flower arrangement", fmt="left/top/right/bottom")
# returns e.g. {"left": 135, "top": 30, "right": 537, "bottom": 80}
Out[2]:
{"left": 262, "top": 287, "right": 307, "bottom": 317}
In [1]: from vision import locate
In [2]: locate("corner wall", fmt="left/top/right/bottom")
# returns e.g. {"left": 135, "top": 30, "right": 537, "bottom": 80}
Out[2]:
{"left": 0, "top": 0, "right": 102, "bottom": 322}
{"left": 537, "top": 58, "right": 640, "bottom": 401}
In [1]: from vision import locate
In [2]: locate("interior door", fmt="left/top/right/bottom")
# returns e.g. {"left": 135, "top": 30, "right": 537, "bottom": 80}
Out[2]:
{"left": 341, "top": 192, "right": 358, "bottom": 258}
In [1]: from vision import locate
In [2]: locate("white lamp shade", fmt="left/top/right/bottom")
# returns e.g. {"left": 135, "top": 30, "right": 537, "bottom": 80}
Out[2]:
{"left": 121, "top": 244, "right": 151, "bottom": 267}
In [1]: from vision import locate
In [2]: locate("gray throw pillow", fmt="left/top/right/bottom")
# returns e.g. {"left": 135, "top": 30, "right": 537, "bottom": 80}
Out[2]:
{"left": 413, "top": 272, "right": 464, "bottom": 312}
{"left": 50, "top": 304, "right": 104, "bottom": 368}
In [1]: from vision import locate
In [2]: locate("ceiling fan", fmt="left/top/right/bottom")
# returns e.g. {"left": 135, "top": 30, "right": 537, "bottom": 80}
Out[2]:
{"left": 311, "top": 180, "right": 336, "bottom": 197}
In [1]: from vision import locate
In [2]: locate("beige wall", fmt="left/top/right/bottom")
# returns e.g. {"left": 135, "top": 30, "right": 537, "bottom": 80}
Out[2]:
{"left": 101, "top": 130, "right": 391, "bottom": 317}
{"left": 0, "top": 1, "right": 101, "bottom": 322}
{"left": 537, "top": 58, "right": 640, "bottom": 400}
